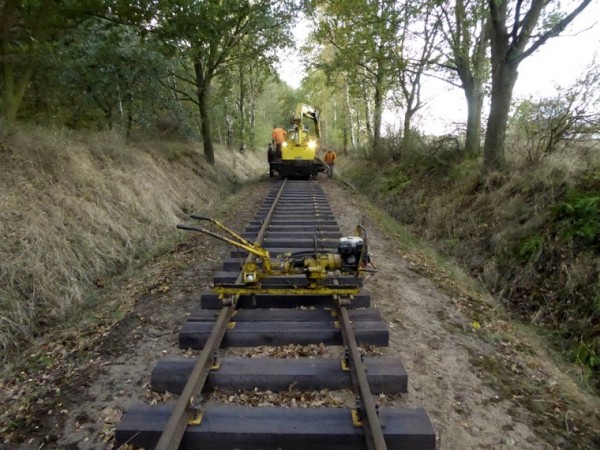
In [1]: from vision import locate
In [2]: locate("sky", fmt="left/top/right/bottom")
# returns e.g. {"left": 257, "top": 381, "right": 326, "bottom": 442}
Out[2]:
{"left": 277, "top": 3, "right": 600, "bottom": 135}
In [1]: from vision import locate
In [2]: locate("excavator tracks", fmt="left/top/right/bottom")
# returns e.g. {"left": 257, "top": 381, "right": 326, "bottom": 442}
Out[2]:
{"left": 116, "top": 180, "right": 436, "bottom": 449}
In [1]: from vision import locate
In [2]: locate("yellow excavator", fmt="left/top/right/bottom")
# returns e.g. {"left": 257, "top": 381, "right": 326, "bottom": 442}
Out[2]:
{"left": 271, "top": 103, "right": 327, "bottom": 179}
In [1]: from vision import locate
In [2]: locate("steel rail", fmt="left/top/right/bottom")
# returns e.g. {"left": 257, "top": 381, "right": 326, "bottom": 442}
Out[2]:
{"left": 339, "top": 305, "right": 388, "bottom": 450}
{"left": 156, "top": 179, "right": 288, "bottom": 450}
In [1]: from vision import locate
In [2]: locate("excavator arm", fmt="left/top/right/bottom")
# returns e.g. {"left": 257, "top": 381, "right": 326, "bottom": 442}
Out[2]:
{"left": 293, "top": 104, "right": 321, "bottom": 140}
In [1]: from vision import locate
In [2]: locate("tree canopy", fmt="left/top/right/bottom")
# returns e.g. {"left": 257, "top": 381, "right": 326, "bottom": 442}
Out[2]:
{"left": 1, "top": 0, "right": 597, "bottom": 171}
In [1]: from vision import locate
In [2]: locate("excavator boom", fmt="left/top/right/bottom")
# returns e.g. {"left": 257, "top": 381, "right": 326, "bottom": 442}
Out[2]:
{"left": 293, "top": 104, "right": 321, "bottom": 140}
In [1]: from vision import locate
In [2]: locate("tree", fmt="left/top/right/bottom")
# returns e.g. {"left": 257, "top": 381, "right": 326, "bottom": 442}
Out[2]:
{"left": 483, "top": 0, "right": 592, "bottom": 172}
{"left": 300, "top": 69, "right": 348, "bottom": 149}
{"left": 150, "top": 0, "right": 297, "bottom": 164}
{"left": 0, "top": 0, "right": 97, "bottom": 120}
{"left": 232, "top": 58, "right": 271, "bottom": 151}
{"left": 435, "top": 0, "right": 490, "bottom": 157}
{"left": 313, "top": 0, "right": 403, "bottom": 157}
{"left": 510, "top": 59, "right": 600, "bottom": 163}
{"left": 394, "top": 0, "right": 440, "bottom": 155}
{"left": 21, "top": 16, "right": 173, "bottom": 133}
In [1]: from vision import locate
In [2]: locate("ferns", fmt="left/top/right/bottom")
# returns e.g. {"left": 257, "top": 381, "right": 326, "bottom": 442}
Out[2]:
{"left": 553, "top": 190, "right": 600, "bottom": 248}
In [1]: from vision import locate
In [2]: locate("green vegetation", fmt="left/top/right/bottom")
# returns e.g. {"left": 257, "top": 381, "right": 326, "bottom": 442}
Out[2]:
{"left": 382, "top": 166, "right": 411, "bottom": 192}
{"left": 2, "top": 0, "right": 599, "bottom": 425}
{"left": 0, "top": 1, "right": 301, "bottom": 163}
{"left": 341, "top": 144, "right": 600, "bottom": 388}
{"left": 553, "top": 189, "right": 600, "bottom": 247}
{"left": 518, "top": 234, "right": 545, "bottom": 262}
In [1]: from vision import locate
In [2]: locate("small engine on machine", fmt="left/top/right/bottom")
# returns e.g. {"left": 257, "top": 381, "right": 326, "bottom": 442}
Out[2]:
{"left": 337, "top": 236, "right": 368, "bottom": 271}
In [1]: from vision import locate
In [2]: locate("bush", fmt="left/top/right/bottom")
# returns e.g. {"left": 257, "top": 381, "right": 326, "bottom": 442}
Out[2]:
{"left": 382, "top": 166, "right": 411, "bottom": 192}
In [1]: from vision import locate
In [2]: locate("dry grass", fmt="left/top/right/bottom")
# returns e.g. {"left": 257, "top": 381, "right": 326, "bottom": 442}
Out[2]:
{"left": 340, "top": 143, "right": 600, "bottom": 385}
{"left": 339, "top": 146, "right": 600, "bottom": 447}
{"left": 0, "top": 123, "right": 265, "bottom": 358}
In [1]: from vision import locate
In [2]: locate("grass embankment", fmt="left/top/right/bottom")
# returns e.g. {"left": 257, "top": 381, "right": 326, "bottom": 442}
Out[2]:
{"left": 339, "top": 150, "right": 600, "bottom": 447}
{"left": 340, "top": 151, "right": 600, "bottom": 387}
{"left": 0, "top": 123, "right": 264, "bottom": 359}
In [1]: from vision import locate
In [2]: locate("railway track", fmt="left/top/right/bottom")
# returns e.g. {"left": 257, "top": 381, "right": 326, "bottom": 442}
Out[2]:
{"left": 115, "top": 179, "right": 436, "bottom": 449}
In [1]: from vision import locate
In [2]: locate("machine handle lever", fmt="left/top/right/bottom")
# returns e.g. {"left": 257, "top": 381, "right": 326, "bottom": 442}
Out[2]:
{"left": 177, "top": 224, "right": 202, "bottom": 232}
{"left": 190, "top": 214, "right": 212, "bottom": 222}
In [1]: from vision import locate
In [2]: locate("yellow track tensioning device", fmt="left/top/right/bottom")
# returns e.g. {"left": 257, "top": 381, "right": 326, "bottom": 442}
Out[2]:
{"left": 177, "top": 216, "right": 376, "bottom": 297}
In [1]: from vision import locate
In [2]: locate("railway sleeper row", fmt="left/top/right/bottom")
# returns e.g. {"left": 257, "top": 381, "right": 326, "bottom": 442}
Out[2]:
{"left": 116, "top": 180, "right": 436, "bottom": 449}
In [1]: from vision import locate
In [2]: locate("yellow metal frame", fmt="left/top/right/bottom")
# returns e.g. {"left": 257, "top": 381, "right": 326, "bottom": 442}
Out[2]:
{"left": 351, "top": 409, "right": 363, "bottom": 427}
{"left": 177, "top": 217, "right": 272, "bottom": 272}
{"left": 178, "top": 217, "right": 376, "bottom": 299}
{"left": 215, "top": 286, "right": 360, "bottom": 297}
{"left": 282, "top": 144, "right": 317, "bottom": 161}
{"left": 189, "top": 413, "right": 203, "bottom": 426}
{"left": 341, "top": 359, "right": 350, "bottom": 371}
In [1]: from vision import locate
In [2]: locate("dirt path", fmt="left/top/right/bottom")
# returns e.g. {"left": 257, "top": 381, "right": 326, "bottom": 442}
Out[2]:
{"left": 326, "top": 180, "right": 542, "bottom": 449}
{"left": 3, "top": 178, "right": 598, "bottom": 449}
{"left": 324, "top": 179, "right": 599, "bottom": 449}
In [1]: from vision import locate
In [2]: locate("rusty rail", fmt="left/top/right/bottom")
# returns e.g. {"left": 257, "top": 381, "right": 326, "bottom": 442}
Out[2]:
{"left": 155, "top": 179, "right": 288, "bottom": 450}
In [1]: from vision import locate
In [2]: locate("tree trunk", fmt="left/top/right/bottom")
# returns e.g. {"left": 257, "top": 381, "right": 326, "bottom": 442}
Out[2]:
{"left": 355, "top": 108, "right": 361, "bottom": 147}
{"left": 401, "top": 79, "right": 417, "bottom": 155}
{"left": 199, "top": 88, "right": 215, "bottom": 164}
{"left": 238, "top": 67, "right": 246, "bottom": 150}
{"left": 450, "top": 1, "right": 490, "bottom": 158}
{"left": 463, "top": 80, "right": 484, "bottom": 157}
{"left": 0, "top": 0, "right": 40, "bottom": 121}
{"left": 483, "top": 63, "right": 517, "bottom": 172}
{"left": 195, "top": 62, "right": 215, "bottom": 165}
{"left": 373, "top": 78, "right": 383, "bottom": 157}
{"left": 106, "top": 106, "right": 113, "bottom": 131}
{"left": 402, "top": 110, "right": 412, "bottom": 155}
{"left": 361, "top": 81, "right": 372, "bottom": 139}
{"left": 224, "top": 97, "right": 233, "bottom": 148}
{"left": 126, "top": 91, "right": 133, "bottom": 138}
{"left": 344, "top": 83, "right": 355, "bottom": 150}
{"left": 249, "top": 99, "right": 256, "bottom": 151}
{"left": 1, "top": 50, "right": 35, "bottom": 120}
{"left": 226, "top": 113, "right": 233, "bottom": 149}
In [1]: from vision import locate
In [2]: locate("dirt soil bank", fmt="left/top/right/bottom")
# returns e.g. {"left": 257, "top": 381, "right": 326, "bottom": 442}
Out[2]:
{"left": 2, "top": 178, "right": 599, "bottom": 449}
